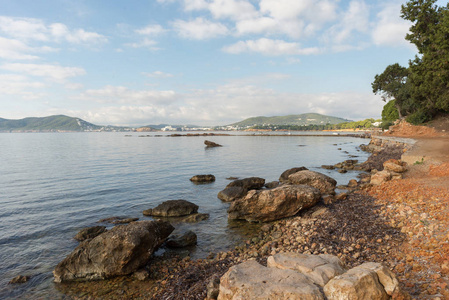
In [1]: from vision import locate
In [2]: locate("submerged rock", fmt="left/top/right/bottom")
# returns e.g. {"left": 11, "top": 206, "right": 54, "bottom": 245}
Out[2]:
{"left": 53, "top": 220, "right": 174, "bottom": 282}
{"left": 205, "top": 140, "right": 222, "bottom": 147}
{"left": 182, "top": 213, "right": 210, "bottom": 223}
{"left": 228, "top": 184, "right": 321, "bottom": 222}
{"left": 74, "top": 226, "right": 107, "bottom": 242}
{"left": 166, "top": 229, "right": 197, "bottom": 248}
{"left": 143, "top": 200, "right": 199, "bottom": 217}
{"left": 9, "top": 275, "right": 30, "bottom": 284}
{"left": 190, "top": 174, "right": 216, "bottom": 183}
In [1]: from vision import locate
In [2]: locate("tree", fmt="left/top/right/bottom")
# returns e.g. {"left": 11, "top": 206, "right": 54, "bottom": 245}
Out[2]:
{"left": 372, "top": 63, "right": 409, "bottom": 118}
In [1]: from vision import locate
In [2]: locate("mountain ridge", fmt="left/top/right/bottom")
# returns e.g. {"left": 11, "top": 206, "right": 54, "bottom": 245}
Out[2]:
{"left": 229, "top": 113, "right": 351, "bottom": 128}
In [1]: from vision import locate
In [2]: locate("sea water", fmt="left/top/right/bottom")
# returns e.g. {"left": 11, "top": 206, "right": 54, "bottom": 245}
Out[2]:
{"left": 0, "top": 132, "right": 370, "bottom": 298}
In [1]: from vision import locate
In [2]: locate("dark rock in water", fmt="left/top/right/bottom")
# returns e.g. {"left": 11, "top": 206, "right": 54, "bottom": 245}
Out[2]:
{"left": 204, "top": 140, "right": 222, "bottom": 147}
{"left": 97, "top": 216, "right": 122, "bottom": 223}
{"left": 338, "top": 169, "right": 348, "bottom": 174}
{"left": 279, "top": 167, "right": 308, "bottom": 183}
{"left": 226, "top": 177, "right": 265, "bottom": 190}
{"left": 226, "top": 177, "right": 239, "bottom": 180}
{"left": 321, "top": 165, "right": 335, "bottom": 170}
{"left": 228, "top": 184, "right": 321, "bottom": 222}
{"left": 143, "top": 200, "right": 199, "bottom": 217}
{"left": 9, "top": 275, "right": 30, "bottom": 284}
{"left": 218, "top": 186, "right": 247, "bottom": 202}
{"left": 190, "top": 174, "right": 216, "bottom": 183}
{"left": 53, "top": 220, "right": 174, "bottom": 282}
{"left": 287, "top": 170, "right": 337, "bottom": 195}
{"left": 74, "top": 226, "right": 107, "bottom": 242}
{"left": 182, "top": 213, "right": 210, "bottom": 223}
{"left": 265, "top": 181, "right": 280, "bottom": 189}
{"left": 111, "top": 218, "right": 139, "bottom": 224}
{"left": 166, "top": 229, "right": 197, "bottom": 248}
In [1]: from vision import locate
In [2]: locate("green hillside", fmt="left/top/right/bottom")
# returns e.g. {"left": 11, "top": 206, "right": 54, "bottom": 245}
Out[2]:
{"left": 0, "top": 115, "right": 128, "bottom": 132}
{"left": 230, "top": 113, "right": 351, "bottom": 128}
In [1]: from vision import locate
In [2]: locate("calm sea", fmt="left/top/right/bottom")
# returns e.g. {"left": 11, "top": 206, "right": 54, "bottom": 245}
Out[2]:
{"left": 0, "top": 132, "right": 370, "bottom": 299}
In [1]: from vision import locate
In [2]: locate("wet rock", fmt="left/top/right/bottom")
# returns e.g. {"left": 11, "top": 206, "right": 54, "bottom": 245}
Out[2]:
{"left": 166, "top": 229, "right": 197, "bottom": 248}
{"left": 324, "top": 263, "right": 389, "bottom": 300}
{"left": 111, "top": 218, "right": 139, "bottom": 224}
{"left": 217, "top": 186, "right": 247, "bottom": 202}
{"left": 74, "top": 226, "right": 107, "bottom": 242}
{"left": 226, "top": 177, "right": 265, "bottom": 190}
{"left": 205, "top": 140, "right": 222, "bottom": 147}
{"left": 265, "top": 181, "right": 280, "bottom": 189}
{"left": 338, "top": 169, "right": 347, "bottom": 174}
{"left": 321, "top": 165, "right": 335, "bottom": 170}
{"left": 287, "top": 170, "right": 337, "bottom": 195}
{"left": 370, "top": 170, "right": 392, "bottom": 185}
{"left": 267, "top": 253, "right": 346, "bottom": 287}
{"left": 143, "top": 200, "right": 199, "bottom": 217}
{"left": 218, "top": 260, "right": 323, "bottom": 300}
{"left": 190, "top": 174, "right": 216, "bottom": 183}
{"left": 9, "top": 275, "right": 30, "bottom": 284}
{"left": 228, "top": 184, "right": 321, "bottom": 222}
{"left": 182, "top": 213, "right": 210, "bottom": 222}
{"left": 53, "top": 220, "right": 174, "bottom": 282}
{"left": 279, "top": 167, "right": 308, "bottom": 183}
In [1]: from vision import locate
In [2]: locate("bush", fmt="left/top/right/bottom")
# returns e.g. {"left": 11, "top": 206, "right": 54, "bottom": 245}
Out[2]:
{"left": 406, "top": 110, "right": 432, "bottom": 125}
{"left": 382, "top": 100, "right": 399, "bottom": 122}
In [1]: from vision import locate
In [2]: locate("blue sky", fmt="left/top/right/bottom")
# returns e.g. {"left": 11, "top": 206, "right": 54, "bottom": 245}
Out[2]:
{"left": 0, "top": 0, "right": 425, "bottom": 126}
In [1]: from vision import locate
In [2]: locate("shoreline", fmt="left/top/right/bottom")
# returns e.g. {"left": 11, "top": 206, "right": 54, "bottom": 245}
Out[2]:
{"left": 53, "top": 132, "right": 449, "bottom": 299}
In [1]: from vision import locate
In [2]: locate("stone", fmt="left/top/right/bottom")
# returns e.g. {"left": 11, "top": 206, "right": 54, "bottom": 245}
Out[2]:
{"left": 53, "top": 220, "right": 174, "bottom": 282}
{"left": 324, "top": 264, "right": 389, "bottom": 300}
{"left": 217, "top": 186, "right": 247, "bottom": 202}
{"left": 111, "top": 218, "right": 139, "bottom": 224}
{"left": 190, "top": 174, "right": 216, "bottom": 183}
{"left": 205, "top": 140, "right": 222, "bottom": 147}
{"left": 226, "top": 177, "right": 265, "bottom": 190}
{"left": 321, "top": 165, "right": 335, "bottom": 170}
{"left": 335, "top": 193, "right": 348, "bottom": 201}
{"left": 267, "top": 253, "right": 346, "bottom": 287}
{"left": 348, "top": 179, "right": 358, "bottom": 188}
{"left": 218, "top": 260, "right": 323, "bottom": 300}
{"left": 383, "top": 159, "right": 407, "bottom": 173}
{"left": 357, "top": 262, "right": 399, "bottom": 296}
{"left": 207, "top": 274, "right": 220, "bottom": 299}
{"left": 370, "top": 170, "right": 392, "bottom": 185}
{"left": 143, "top": 200, "right": 198, "bottom": 217}
{"left": 279, "top": 167, "right": 308, "bottom": 183}
{"left": 265, "top": 181, "right": 280, "bottom": 189}
{"left": 166, "top": 229, "right": 197, "bottom": 248}
{"left": 182, "top": 213, "right": 210, "bottom": 222}
{"left": 133, "top": 269, "right": 149, "bottom": 281}
{"left": 74, "top": 226, "right": 107, "bottom": 242}
{"left": 287, "top": 170, "right": 337, "bottom": 195}
{"left": 228, "top": 184, "right": 321, "bottom": 222}
{"left": 9, "top": 275, "right": 30, "bottom": 284}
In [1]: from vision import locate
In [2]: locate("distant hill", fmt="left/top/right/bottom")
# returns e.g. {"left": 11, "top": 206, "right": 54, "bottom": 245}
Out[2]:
{"left": 229, "top": 113, "right": 351, "bottom": 128}
{"left": 0, "top": 115, "right": 131, "bottom": 132}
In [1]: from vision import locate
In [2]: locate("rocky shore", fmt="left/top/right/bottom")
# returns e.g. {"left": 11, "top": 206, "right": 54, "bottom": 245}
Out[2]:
{"left": 51, "top": 124, "right": 448, "bottom": 299}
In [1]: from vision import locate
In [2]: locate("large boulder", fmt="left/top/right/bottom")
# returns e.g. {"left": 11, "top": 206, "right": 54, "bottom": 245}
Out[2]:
{"left": 217, "top": 186, "right": 247, "bottom": 202}
{"left": 279, "top": 167, "right": 308, "bottom": 183}
{"left": 143, "top": 200, "right": 198, "bottom": 217}
{"left": 228, "top": 184, "right": 321, "bottom": 222}
{"left": 53, "top": 220, "right": 174, "bottom": 282}
{"left": 74, "top": 226, "right": 107, "bottom": 242}
{"left": 267, "top": 253, "right": 346, "bottom": 287}
{"left": 217, "top": 177, "right": 265, "bottom": 202}
{"left": 287, "top": 170, "right": 337, "bottom": 195}
{"left": 383, "top": 159, "right": 407, "bottom": 173}
{"left": 218, "top": 260, "right": 323, "bottom": 300}
{"left": 370, "top": 170, "right": 392, "bottom": 185}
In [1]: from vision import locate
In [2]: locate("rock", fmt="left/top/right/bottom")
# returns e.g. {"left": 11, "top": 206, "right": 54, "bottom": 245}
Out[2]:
{"left": 279, "top": 167, "right": 308, "bottom": 183}
{"left": 53, "top": 220, "right": 174, "bottom": 282}
{"left": 133, "top": 269, "right": 149, "bottom": 281}
{"left": 218, "top": 260, "right": 323, "bottom": 300}
{"left": 207, "top": 274, "right": 220, "bottom": 299}
{"left": 74, "top": 226, "right": 107, "bottom": 242}
{"left": 205, "top": 140, "right": 222, "bottom": 147}
{"left": 370, "top": 170, "right": 392, "bottom": 185}
{"left": 9, "top": 275, "right": 30, "bottom": 284}
{"left": 265, "top": 181, "right": 280, "bottom": 189}
{"left": 335, "top": 192, "right": 348, "bottom": 201}
{"left": 190, "top": 174, "right": 216, "bottom": 183}
{"left": 347, "top": 179, "right": 358, "bottom": 188}
{"left": 97, "top": 216, "right": 123, "bottom": 223}
{"left": 111, "top": 218, "right": 139, "bottom": 224}
{"left": 267, "top": 253, "right": 346, "bottom": 287}
{"left": 217, "top": 186, "right": 247, "bottom": 202}
{"left": 182, "top": 213, "right": 210, "bottom": 222}
{"left": 383, "top": 159, "right": 407, "bottom": 173}
{"left": 321, "top": 165, "right": 335, "bottom": 170}
{"left": 357, "top": 262, "right": 399, "bottom": 296}
{"left": 226, "top": 177, "right": 265, "bottom": 190}
{"left": 287, "top": 170, "right": 337, "bottom": 195}
{"left": 143, "top": 200, "right": 198, "bottom": 217}
{"left": 228, "top": 184, "right": 321, "bottom": 222}
{"left": 166, "top": 229, "right": 197, "bottom": 248}
{"left": 323, "top": 263, "right": 389, "bottom": 300}
{"left": 338, "top": 169, "right": 347, "bottom": 174}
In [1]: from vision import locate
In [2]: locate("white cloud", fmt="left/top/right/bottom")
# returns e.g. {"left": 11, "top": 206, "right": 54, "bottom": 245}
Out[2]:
{"left": 172, "top": 17, "right": 229, "bottom": 39}
{"left": 371, "top": 2, "right": 412, "bottom": 47}
{"left": 135, "top": 24, "right": 165, "bottom": 36}
{"left": 235, "top": 17, "right": 305, "bottom": 39}
{"left": 260, "top": 0, "right": 314, "bottom": 20}
{"left": 0, "top": 73, "right": 46, "bottom": 99}
{"left": 208, "top": 0, "right": 258, "bottom": 20}
{"left": 223, "top": 38, "right": 321, "bottom": 56}
{"left": 143, "top": 71, "right": 174, "bottom": 78}
{"left": 1, "top": 63, "right": 86, "bottom": 83}
{"left": 0, "top": 37, "right": 39, "bottom": 60}
{"left": 125, "top": 37, "right": 159, "bottom": 49}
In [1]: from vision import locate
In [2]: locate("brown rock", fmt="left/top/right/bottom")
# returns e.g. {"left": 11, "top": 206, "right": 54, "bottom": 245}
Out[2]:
{"left": 74, "top": 226, "right": 107, "bottom": 242}
{"left": 217, "top": 186, "right": 247, "bottom": 202}
{"left": 383, "top": 159, "right": 407, "bottom": 173}
{"left": 279, "top": 167, "right": 308, "bottom": 183}
{"left": 9, "top": 275, "right": 30, "bottom": 284}
{"left": 190, "top": 174, "right": 216, "bottom": 183}
{"left": 205, "top": 140, "right": 222, "bottom": 147}
{"left": 370, "top": 170, "right": 392, "bottom": 185}
{"left": 287, "top": 170, "right": 337, "bottom": 194}
{"left": 143, "top": 200, "right": 198, "bottom": 217}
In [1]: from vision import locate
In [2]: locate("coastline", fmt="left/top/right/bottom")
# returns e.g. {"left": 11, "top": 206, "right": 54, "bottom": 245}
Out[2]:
{"left": 53, "top": 128, "right": 449, "bottom": 299}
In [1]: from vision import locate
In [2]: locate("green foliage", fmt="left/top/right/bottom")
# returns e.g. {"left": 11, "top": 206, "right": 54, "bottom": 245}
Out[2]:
{"left": 406, "top": 109, "right": 432, "bottom": 125}
{"left": 250, "top": 118, "right": 379, "bottom": 131}
{"left": 231, "top": 113, "right": 350, "bottom": 128}
{"left": 381, "top": 100, "right": 400, "bottom": 122}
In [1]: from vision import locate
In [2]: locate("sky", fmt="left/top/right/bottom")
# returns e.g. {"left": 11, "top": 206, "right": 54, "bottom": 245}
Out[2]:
{"left": 0, "top": 0, "right": 428, "bottom": 126}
